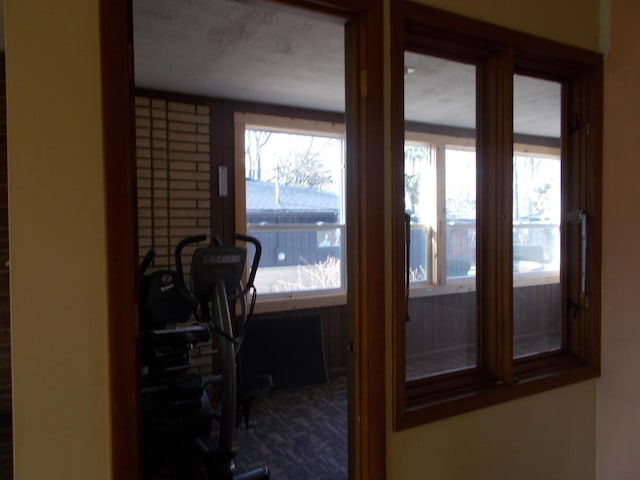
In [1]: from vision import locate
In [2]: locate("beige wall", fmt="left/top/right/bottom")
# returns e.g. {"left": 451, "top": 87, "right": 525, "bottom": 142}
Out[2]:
{"left": 410, "top": 0, "right": 603, "bottom": 51}
{"left": 597, "top": 0, "right": 640, "bottom": 478}
{"left": 389, "top": 382, "right": 597, "bottom": 479}
{"left": 4, "top": 0, "right": 628, "bottom": 479}
{"left": 5, "top": 1, "right": 111, "bottom": 478}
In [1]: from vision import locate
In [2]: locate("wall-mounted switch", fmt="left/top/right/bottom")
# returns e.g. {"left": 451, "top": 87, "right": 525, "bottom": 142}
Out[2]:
{"left": 219, "top": 166, "right": 228, "bottom": 197}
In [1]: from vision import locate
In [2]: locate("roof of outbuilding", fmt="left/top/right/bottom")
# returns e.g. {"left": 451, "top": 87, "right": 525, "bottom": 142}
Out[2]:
{"left": 246, "top": 179, "right": 340, "bottom": 212}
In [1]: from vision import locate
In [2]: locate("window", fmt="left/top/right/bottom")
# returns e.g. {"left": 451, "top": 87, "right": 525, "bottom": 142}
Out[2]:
{"left": 393, "top": 3, "right": 602, "bottom": 429}
{"left": 234, "top": 113, "right": 346, "bottom": 311}
{"left": 405, "top": 139, "right": 478, "bottom": 288}
{"left": 405, "top": 134, "right": 563, "bottom": 379}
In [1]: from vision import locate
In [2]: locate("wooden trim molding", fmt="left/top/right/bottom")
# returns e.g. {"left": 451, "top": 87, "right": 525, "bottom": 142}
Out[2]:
{"left": 345, "top": 3, "right": 386, "bottom": 479}
{"left": 99, "top": 0, "right": 141, "bottom": 477}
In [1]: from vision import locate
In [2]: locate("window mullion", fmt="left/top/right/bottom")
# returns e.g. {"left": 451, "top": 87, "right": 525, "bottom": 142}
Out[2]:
{"left": 435, "top": 143, "right": 446, "bottom": 285}
{"left": 499, "top": 48, "right": 515, "bottom": 382}
{"left": 477, "top": 47, "right": 514, "bottom": 383}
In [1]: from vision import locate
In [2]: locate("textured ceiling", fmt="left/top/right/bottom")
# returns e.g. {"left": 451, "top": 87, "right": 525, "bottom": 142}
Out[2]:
{"left": 133, "top": 0, "right": 346, "bottom": 113}
{"left": 133, "top": 0, "right": 560, "bottom": 138}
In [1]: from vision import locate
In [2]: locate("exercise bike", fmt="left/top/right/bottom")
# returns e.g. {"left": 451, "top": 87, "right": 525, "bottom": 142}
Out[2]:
{"left": 139, "top": 234, "right": 271, "bottom": 480}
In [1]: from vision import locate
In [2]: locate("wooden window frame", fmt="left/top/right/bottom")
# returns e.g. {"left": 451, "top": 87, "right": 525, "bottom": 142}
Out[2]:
{"left": 391, "top": 2, "right": 602, "bottom": 430}
{"left": 405, "top": 134, "right": 562, "bottom": 297}
{"left": 404, "top": 134, "right": 476, "bottom": 291}
{"left": 233, "top": 113, "right": 348, "bottom": 314}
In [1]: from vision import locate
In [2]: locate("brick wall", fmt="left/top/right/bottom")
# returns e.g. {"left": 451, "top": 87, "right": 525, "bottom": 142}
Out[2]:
{"left": 135, "top": 96, "right": 211, "bottom": 273}
{"left": 135, "top": 95, "right": 216, "bottom": 374}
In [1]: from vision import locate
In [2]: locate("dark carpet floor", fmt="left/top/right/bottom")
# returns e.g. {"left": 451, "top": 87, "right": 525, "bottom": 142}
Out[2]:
{"left": 233, "top": 376, "right": 348, "bottom": 480}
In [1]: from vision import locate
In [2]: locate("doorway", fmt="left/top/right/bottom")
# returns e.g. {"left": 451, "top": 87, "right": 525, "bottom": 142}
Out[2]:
{"left": 132, "top": 0, "right": 350, "bottom": 478}
{"left": 101, "top": 0, "right": 385, "bottom": 477}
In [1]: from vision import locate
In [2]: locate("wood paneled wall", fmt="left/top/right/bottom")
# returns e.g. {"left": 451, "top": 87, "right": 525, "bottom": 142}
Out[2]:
{"left": 406, "top": 283, "right": 562, "bottom": 357}
{"left": 406, "top": 291, "right": 476, "bottom": 356}
{"left": 252, "top": 305, "right": 349, "bottom": 377}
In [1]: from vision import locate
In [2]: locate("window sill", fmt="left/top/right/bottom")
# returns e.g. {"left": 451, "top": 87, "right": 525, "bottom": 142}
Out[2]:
{"left": 409, "top": 271, "right": 559, "bottom": 298}
{"left": 252, "top": 291, "right": 347, "bottom": 314}
{"left": 396, "top": 354, "right": 599, "bottom": 430}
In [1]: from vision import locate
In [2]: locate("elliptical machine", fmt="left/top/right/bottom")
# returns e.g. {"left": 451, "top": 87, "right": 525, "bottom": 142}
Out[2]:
{"left": 139, "top": 234, "right": 270, "bottom": 480}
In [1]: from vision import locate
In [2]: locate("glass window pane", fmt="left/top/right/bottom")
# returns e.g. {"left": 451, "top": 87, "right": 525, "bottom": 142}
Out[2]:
{"left": 404, "top": 51, "right": 477, "bottom": 379}
{"left": 245, "top": 128, "right": 346, "bottom": 294}
{"left": 405, "top": 142, "right": 434, "bottom": 283}
{"left": 513, "top": 74, "right": 562, "bottom": 358}
{"left": 445, "top": 148, "right": 476, "bottom": 280}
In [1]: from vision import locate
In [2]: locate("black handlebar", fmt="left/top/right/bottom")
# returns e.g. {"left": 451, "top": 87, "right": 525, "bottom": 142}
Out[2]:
{"left": 139, "top": 248, "right": 156, "bottom": 277}
{"left": 174, "top": 234, "right": 208, "bottom": 289}
{"left": 140, "top": 233, "right": 257, "bottom": 299}
{"left": 235, "top": 233, "right": 262, "bottom": 293}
